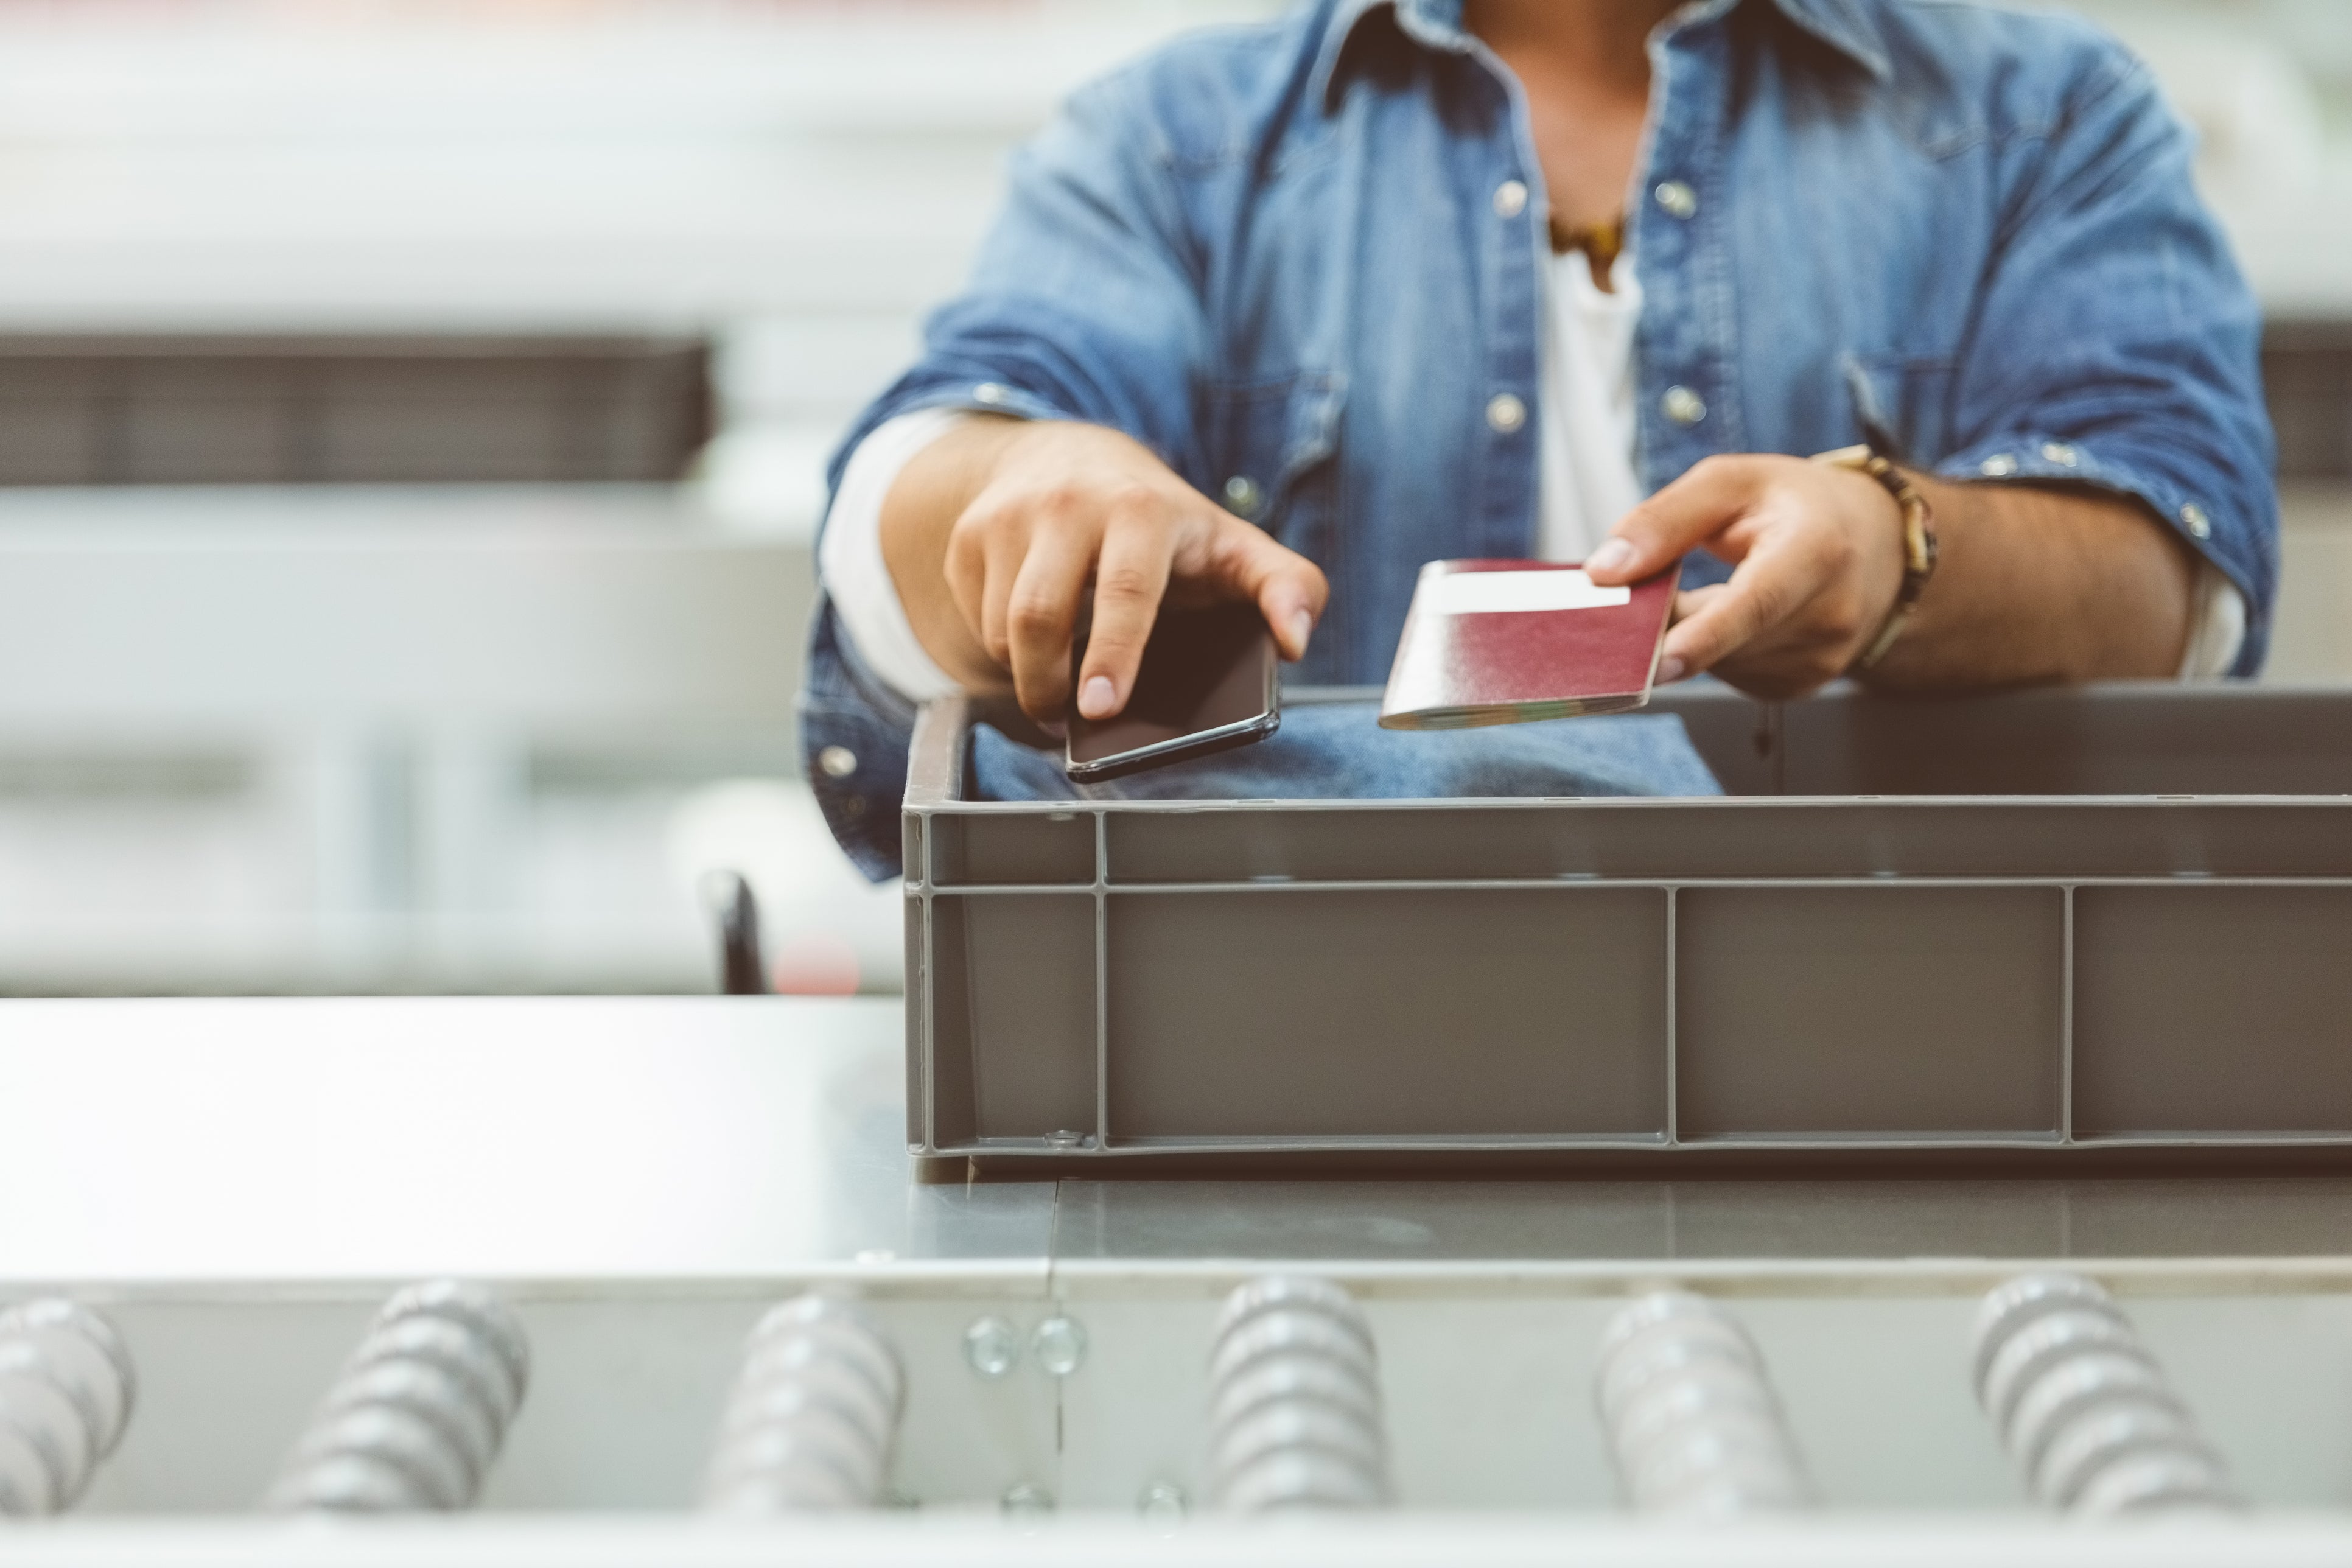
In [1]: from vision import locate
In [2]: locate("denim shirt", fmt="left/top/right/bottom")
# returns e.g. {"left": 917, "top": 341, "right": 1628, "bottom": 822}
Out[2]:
{"left": 801, "top": 0, "right": 2279, "bottom": 881}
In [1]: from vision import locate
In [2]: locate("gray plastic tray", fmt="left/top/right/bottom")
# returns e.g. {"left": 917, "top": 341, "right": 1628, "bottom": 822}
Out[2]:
{"left": 903, "top": 683, "right": 2352, "bottom": 1174}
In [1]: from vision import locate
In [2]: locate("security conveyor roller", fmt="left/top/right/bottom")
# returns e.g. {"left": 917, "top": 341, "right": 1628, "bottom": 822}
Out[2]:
{"left": 1595, "top": 1291, "right": 1813, "bottom": 1514}
{"left": 265, "top": 1280, "right": 528, "bottom": 1513}
{"left": 701, "top": 1293, "right": 904, "bottom": 1513}
{"left": 0, "top": 1300, "right": 135, "bottom": 1517}
{"left": 1205, "top": 1276, "right": 1390, "bottom": 1512}
{"left": 1975, "top": 1272, "right": 2237, "bottom": 1514}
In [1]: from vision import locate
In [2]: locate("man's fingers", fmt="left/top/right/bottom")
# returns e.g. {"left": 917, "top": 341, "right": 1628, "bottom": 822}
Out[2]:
{"left": 1650, "top": 587, "right": 1723, "bottom": 683}
{"left": 1659, "top": 534, "right": 1825, "bottom": 675}
{"left": 941, "top": 515, "right": 995, "bottom": 652}
{"left": 1075, "top": 521, "right": 1175, "bottom": 720}
{"left": 952, "top": 466, "right": 1325, "bottom": 727}
{"left": 1003, "top": 526, "right": 1096, "bottom": 719}
{"left": 1668, "top": 584, "right": 1725, "bottom": 628}
{"left": 1586, "top": 455, "right": 1762, "bottom": 584}
{"left": 970, "top": 526, "right": 1032, "bottom": 668}
{"left": 1202, "top": 514, "right": 1328, "bottom": 661}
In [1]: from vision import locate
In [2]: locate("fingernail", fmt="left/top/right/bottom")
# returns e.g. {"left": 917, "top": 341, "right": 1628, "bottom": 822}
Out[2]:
{"left": 1586, "top": 539, "right": 1634, "bottom": 576}
{"left": 1656, "top": 656, "right": 1687, "bottom": 685}
{"left": 1079, "top": 676, "right": 1117, "bottom": 718}
{"left": 1287, "top": 609, "right": 1313, "bottom": 654}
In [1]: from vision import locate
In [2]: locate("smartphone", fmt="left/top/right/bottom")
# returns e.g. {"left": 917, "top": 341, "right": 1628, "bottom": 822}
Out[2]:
{"left": 1065, "top": 601, "right": 1280, "bottom": 782}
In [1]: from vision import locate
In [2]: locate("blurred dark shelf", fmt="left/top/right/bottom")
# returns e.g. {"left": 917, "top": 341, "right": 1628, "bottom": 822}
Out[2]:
{"left": 0, "top": 323, "right": 2336, "bottom": 487}
{"left": 0, "top": 334, "right": 713, "bottom": 485}
{"left": 2267, "top": 320, "right": 2352, "bottom": 482}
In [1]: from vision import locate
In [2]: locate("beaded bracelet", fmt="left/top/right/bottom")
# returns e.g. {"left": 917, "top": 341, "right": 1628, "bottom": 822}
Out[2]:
{"left": 1816, "top": 444, "right": 1939, "bottom": 672}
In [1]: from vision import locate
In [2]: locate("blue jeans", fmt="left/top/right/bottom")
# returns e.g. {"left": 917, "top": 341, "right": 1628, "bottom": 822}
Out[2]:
{"left": 970, "top": 701, "right": 1721, "bottom": 803}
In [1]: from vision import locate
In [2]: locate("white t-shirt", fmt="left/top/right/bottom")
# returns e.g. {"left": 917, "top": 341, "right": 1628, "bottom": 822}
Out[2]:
{"left": 817, "top": 251, "right": 2242, "bottom": 697}
{"left": 1533, "top": 250, "right": 1644, "bottom": 565}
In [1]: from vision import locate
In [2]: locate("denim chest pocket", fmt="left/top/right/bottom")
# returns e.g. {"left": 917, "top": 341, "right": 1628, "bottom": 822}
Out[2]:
{"left": 1844, "top": 349, "right": 1959, "bottom": 465}
{"left": 1199, "top": 372, "right": 1348, "bottom": 682}
{"left": 1199, "top": 372, "right": 1346, "bottom": 550}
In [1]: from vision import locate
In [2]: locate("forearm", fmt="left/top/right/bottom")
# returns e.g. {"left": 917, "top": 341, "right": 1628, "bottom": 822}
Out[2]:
{"left": 877, "top": 415, "right": 1031, "bottom": 691}
{"left": 1862, "top": 478, "right": 2198, "bottom": 691}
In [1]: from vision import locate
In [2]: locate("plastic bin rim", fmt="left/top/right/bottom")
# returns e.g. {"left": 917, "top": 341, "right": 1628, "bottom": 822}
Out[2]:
{"left": 904, "top": 695, "right": 2352, "bottom": 814}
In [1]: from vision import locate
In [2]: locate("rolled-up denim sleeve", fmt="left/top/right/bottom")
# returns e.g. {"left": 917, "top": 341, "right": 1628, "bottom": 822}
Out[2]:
{"left": 1933, "top": 47, "right": 2280, "bottom": 675}
{"left": 799, "top": 598, "right": 925, "bottom": 883}
{"left": 800, "top": 67, "right": 1216, "bottom": 876}
{"left": 843, "top": 69, "right": 1216, "bottom": 470}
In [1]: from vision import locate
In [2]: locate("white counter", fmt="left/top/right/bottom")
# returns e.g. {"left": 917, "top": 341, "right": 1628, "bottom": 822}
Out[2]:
{"left": 0, "top": 997, "right": 1046, "bottom": 1283}
{"left": 7, "top": 996, "right": 2352, "bottom": 1550}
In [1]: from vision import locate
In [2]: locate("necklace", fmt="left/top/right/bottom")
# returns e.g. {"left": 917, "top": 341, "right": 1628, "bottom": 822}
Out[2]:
{"left": 1549, "top": 215, "right": 1623, "bottom": 264}
{"left": 1549, "top": 214, "right": 1626, "bottom": 291}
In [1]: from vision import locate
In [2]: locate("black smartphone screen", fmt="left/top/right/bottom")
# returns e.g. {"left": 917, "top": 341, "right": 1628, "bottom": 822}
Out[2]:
{"left": 1065, "top": 601, "right": 1279, "bottom": 782}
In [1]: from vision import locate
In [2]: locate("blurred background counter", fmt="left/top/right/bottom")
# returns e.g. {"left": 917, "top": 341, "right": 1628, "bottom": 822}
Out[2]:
{"left": 0, "top": 0, "right": 2343, "bottom": 997}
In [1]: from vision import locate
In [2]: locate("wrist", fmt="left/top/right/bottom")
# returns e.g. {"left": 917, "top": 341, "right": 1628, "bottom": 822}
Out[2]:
{"left": 1816, "top": 446, "right": 1938, "bottom": 672}
{"left": 957, "top": 409, "right": 1050, "bottom": 481}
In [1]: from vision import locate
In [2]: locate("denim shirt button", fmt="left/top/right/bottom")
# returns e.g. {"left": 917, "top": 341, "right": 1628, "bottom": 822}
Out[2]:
{"left": 973, "top": 382, "right": 1010, "bottom": 407}
{"left": 1223, "top": 474, "right": 1264, "bottom": 517}
{"left": 2182, "top": 503, "right": 2213, "bottom": 539}
{"left": 1654, "top": 180, "right": 1698, "bottom": 219}
{"left": 818, "top": 746, "right": 859, "bottom": 779}
{"left": 1493, "top": 179, "right": 1529, "bottom": 219}
{"left": 2041, "top": 441, "right": 2079, "bottom": 466}
{"left": 1485, "top": 393, "right": 1528, "bottom": 434}
{"left": 1980, "top": 453, "right": 2020, "bottom": 477}
{"left": 1660, "top": 385, "right": 1706, "bottom": 426}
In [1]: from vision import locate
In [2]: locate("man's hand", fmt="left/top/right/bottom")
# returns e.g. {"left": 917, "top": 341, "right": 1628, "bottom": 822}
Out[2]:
{"left": 1583, "top": 454, "right": 1907, "bottom": 699}
{"left": 1583, "top": 450, "right": 2202, "bottom": 693}
{"left": 887, "top": 418, "right": 1326, "bottom": 724}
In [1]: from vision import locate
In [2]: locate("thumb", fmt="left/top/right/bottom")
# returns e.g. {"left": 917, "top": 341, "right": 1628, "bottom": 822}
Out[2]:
{"left": 1586, "top": 456, "right": 1757, "bottom": 585}
{"left": 1205, "top": 514, "right": 1328, "bottom": 660}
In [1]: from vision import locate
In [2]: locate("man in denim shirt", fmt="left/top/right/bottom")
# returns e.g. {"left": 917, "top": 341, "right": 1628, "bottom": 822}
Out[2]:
{"left": 802, "top": 0, "right": 2277, "bottom": 880}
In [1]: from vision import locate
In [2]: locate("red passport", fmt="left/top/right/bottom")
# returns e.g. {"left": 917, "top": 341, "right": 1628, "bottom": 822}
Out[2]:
{"left": 1379, "top": 558, "right": 1679, "bottom": 730}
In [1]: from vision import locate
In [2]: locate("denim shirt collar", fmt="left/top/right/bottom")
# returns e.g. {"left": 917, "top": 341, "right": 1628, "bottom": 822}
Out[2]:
{"left": 1312, "top": 0, "right": 1890, "bottom": 109}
